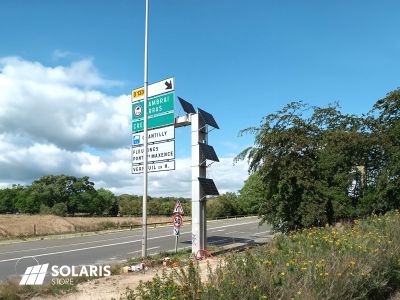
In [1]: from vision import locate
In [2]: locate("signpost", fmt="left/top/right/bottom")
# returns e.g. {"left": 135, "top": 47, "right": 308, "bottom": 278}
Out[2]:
{"left": 132, "top": 75, "right": 175, "bottom": 258}
{"left": 172, "top": 201, "right": 184, "bottom": 253}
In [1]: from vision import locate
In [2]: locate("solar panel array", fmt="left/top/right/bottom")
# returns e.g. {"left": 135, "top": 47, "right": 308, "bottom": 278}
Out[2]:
{"left": 198, "top": 108, "right": 219, "bottom": 129}
{"left": 198, "top": 177, "right": 219, "bottom": 196}
{"left": 178, "top": 97, "right": 196, "bottom": 114}
{"left": 199, "top": 142, "right": 219, "bottom": 162}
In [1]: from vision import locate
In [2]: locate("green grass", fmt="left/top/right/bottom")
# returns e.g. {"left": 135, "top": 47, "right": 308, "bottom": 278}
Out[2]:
{"left": 125, "top": 210, "right": 400, "bottom": 299}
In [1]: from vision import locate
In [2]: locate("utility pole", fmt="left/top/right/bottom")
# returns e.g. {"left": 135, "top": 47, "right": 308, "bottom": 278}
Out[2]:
{"left": 142, "top": 0, "right": 149, "bottom": 258}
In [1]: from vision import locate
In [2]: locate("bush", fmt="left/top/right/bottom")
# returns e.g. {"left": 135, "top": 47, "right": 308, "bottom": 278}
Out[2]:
{"left": 51, "top": 203, "right": 67, "bottom": 216}
{"left": 126, "top": 210, "right": 400, "bottom": 299}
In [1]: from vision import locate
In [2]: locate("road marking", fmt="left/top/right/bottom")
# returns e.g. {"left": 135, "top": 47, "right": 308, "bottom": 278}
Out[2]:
{"left": 127, "top": 246, "right": 159, "bottom": 254}
{"left": 0, "top": 221, "right": 260, "bottom": 263}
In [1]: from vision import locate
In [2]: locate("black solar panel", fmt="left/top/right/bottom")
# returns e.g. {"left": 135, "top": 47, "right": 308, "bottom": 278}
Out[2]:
{"left": 198, "top": 177, "right": 219, "bottom": 196}
{"left": 178, "top": 97, "right": 196, "bottom": 114}
{"left": 198, "top": 108, "right": 219, "bottom": 129}
{"left": 199, "top": 142, "right": 219, "bottom": 162}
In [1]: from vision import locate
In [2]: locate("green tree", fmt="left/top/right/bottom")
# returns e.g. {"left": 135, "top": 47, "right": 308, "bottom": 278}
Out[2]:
{"left": 236, "top": 101, "right": 373, "bottom": 232}
{"left": 238, "top": 172, "right": 267, "bottom": 215}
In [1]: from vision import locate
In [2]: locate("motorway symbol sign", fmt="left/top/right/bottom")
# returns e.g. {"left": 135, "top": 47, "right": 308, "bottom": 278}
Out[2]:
{"left": 132, "top": 77, "right": 174, "bottom": 102}
{"left": 132, "top": 140, "right": 175, "bottom": 164}
{"left": 173, "top": 214, "right": 183, "bottom": 228}
{"left": 173, "top": 227, "right": 180, "bottom": 236}
{"left": 132, "top": 92, "right": 174, "bottom": 121}
{"left": 132, "top": 112, "right": 174, "bottom": 133}
{"left": 132, "top": 125, "right": 175, "bottom": 146}
{"left": 131, "top": 160, "right": 175, "bottom": 174}
{"left": 173, "top": 202, "right": 184, "bottom": 215}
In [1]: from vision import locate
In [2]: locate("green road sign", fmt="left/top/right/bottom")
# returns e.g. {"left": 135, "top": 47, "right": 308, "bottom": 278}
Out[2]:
{"left": 132, "top": 112, "right": 175, "bottom": 132}
{"left": 132, "top": 92, "right": 174, "bottom": 121}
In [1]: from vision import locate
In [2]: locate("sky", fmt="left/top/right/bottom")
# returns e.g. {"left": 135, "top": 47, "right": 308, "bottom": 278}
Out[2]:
{"left": 0, "top": 0, "right": 399, "bottom": 196}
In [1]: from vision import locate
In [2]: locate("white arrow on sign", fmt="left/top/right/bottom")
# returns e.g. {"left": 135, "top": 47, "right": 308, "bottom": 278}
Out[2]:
{"left": 132, "top": 77, "right": 174, "bottom": 102}
{"left": 173, "top": 227, "right": 180, "bottom": 236}
{"left": 132, "top": 125, "right": 175, "bottom": 146}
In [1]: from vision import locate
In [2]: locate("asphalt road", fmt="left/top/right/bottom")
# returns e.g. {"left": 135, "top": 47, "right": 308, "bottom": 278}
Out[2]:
{"left": 0, "top": 216, "right": 271, "bottom": 282}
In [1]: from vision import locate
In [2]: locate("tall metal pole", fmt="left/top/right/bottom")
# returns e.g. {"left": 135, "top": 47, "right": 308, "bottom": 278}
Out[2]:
{"left": 142, "top": 0, "right": 149, "bottom": 258}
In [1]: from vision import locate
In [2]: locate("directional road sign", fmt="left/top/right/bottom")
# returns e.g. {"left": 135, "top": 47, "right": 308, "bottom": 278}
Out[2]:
{"left": 132, "top": 140, "right": 175, "bottom": 164}
{"left": 132, "top": 125, "right": 175, "bottom": 146}
{"left": 131, "top": 160, "right": 175, "bottom": 174}
{"left": 132, "top": 112, "right": 174, "bottom": 133}
{"left": 132, "top": 92, "right": 174, "bottom": 121}
{"left": 132, "top": 77, "right": 174, "bottom": 102}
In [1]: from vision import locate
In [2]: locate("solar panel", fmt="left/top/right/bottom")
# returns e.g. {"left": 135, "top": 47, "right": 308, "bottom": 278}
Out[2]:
{"left": 199, "top": 142, "right": 219, "bottom": 162}
{"left": 178, "top": 97, "right": 196, "bottom": 114}
{"left": 198, "top": 177, "right": 219, "bottom": 196}
{"left": 198, "top": 108, "right": 219, "bottom": 129}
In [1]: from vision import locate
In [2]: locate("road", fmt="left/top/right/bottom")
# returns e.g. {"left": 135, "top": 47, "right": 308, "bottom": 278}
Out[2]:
{"left": 0, "top": 216, "right": 271, "bottom": 282}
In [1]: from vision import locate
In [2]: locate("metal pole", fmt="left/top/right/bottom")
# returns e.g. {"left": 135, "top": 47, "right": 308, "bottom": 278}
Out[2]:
{"left": 142, "top": 0, "right": 149, "bottom": 258}
{"left": 175, "top": 236, "right": 178, "bottom": 253}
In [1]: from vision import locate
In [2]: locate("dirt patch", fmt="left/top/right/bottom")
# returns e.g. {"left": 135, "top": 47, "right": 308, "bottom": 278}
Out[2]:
{"left": 0, "top": 215, "right": 188, "bottom": 239}
{"left": 32, "top": 258, "right": 220, "bottom": 300}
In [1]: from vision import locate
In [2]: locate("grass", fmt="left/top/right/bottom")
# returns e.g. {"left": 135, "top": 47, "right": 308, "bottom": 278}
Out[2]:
{"left": 125, "top": 210, "right": 400, "bottom": 299}
{"left": 0, "top": 215, "right": 180, "bottom": 240}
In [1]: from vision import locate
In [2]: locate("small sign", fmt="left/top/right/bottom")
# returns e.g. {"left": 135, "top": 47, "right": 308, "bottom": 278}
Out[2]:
{"left": 131, "top": 160, "right": 175, "bottom": 174}
{"left": 133, "top": 104, "right": 142, "bottom": 117}
{"left": 173, "top": 201, "right": 184, "bottom": 215}
{"left": 132, "top": 77, "right": 174, "bottom": 102}
{"left": 132, "top": 125, "right": 175, "bottom": 146}
{"left": 173, "top": 214, "right": 183, "bottom": 228}
{"left": 173, "top": 227, "right": 180, "bottom": 236}
{"left": 132, "top": 112, "right": 175, "bottom": 133}
{"left": 132, "top": 140, "right": 175, "bottom": 164}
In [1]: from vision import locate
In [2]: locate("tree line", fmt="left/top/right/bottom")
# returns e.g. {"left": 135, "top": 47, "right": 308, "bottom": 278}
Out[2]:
{"left": 0, "top": 175, "right": 259, "bottom": 218}
{"left": 237, "top": 88, "right": 400, "bottom": 232}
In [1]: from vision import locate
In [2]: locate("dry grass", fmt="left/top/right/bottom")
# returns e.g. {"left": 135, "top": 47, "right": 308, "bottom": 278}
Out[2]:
{"left": 0, "top": 215, "right": 188, "bottom": 239}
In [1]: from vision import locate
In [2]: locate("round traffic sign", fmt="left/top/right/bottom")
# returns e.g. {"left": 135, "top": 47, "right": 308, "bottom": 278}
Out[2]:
{"left": 134, "top": 105, "right": 142, "bottom": 116}
{"left": 172, "top": 213, "right": 183, "bottom": 228}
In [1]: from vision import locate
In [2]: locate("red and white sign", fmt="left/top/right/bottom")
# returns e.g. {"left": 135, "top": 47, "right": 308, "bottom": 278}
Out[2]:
{"left": 173, "top": 202, "right": 184, "bottom": 215}
{"left": 172, "top": 214, "right": 183, "bottom": 228}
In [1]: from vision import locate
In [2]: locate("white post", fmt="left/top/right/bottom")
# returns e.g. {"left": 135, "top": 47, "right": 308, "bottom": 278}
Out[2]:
{"left": 191, "top": 114, "right": 207, "bottom": 255}
{"left": 142, "top": 0, "right": 149, "bottom": 258}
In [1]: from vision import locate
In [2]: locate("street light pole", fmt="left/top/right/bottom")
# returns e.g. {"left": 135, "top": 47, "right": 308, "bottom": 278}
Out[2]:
{"left": 142, "top": 0, "right": 149, "bottom": 258}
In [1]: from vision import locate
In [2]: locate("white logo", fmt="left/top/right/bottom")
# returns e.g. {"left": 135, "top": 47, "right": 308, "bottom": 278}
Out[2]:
{"left": 19, "top": 264, "right": 49, "bottom": 285}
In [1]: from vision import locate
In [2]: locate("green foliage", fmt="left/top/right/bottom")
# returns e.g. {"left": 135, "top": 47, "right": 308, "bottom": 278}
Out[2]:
{"left": 238, "top": 172, "right": 267, "bottom": 215}
{"left": 207, "top": 193, "right": 241, "bottom": 218}
{"left": 236, "top": 90, "right": 400, "bottom": 232}
{"left": 126, "top": 211, "right": 400, "bottom": 300}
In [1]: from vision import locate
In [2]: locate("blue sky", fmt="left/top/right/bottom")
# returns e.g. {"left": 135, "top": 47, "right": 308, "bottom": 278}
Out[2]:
{"left": 0, "top": 0, "right": 399, "bottom": 195}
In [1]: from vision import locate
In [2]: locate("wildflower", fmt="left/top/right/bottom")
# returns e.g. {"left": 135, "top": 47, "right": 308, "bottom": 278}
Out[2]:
{"left": 280, "top": 272, "right": 286, "bottom": 276}
{"left": 297, "top": 291, "right": 302, "bottom": 295}
{"left": 301, "top": 267, "right": 307, "bottom": 271}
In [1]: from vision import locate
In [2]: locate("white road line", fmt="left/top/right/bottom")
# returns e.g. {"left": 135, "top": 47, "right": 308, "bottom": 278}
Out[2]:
{"left": 0, "top": 235, "right": 138, "bottom": 256}
{"left": 0, "top": 221, "right": 259, "bottom": 263}
{"left": 127, "top": 246, "right": 159, "bottom": 254}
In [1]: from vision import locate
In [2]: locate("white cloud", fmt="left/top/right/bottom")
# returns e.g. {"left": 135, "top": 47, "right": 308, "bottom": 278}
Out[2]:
{"left": 0, "top": 57, "right": 249, "bottom": 196}
{"left": 0, "top": 57, "right": 129, "bottom": 150}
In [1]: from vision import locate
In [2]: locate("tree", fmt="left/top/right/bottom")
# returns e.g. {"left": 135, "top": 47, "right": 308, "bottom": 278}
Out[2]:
{"left": 236, "top": 101, "right": 373, "bottom": 232}
{"left": 238, "top": 172, "right": 267, "bottom": 215}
